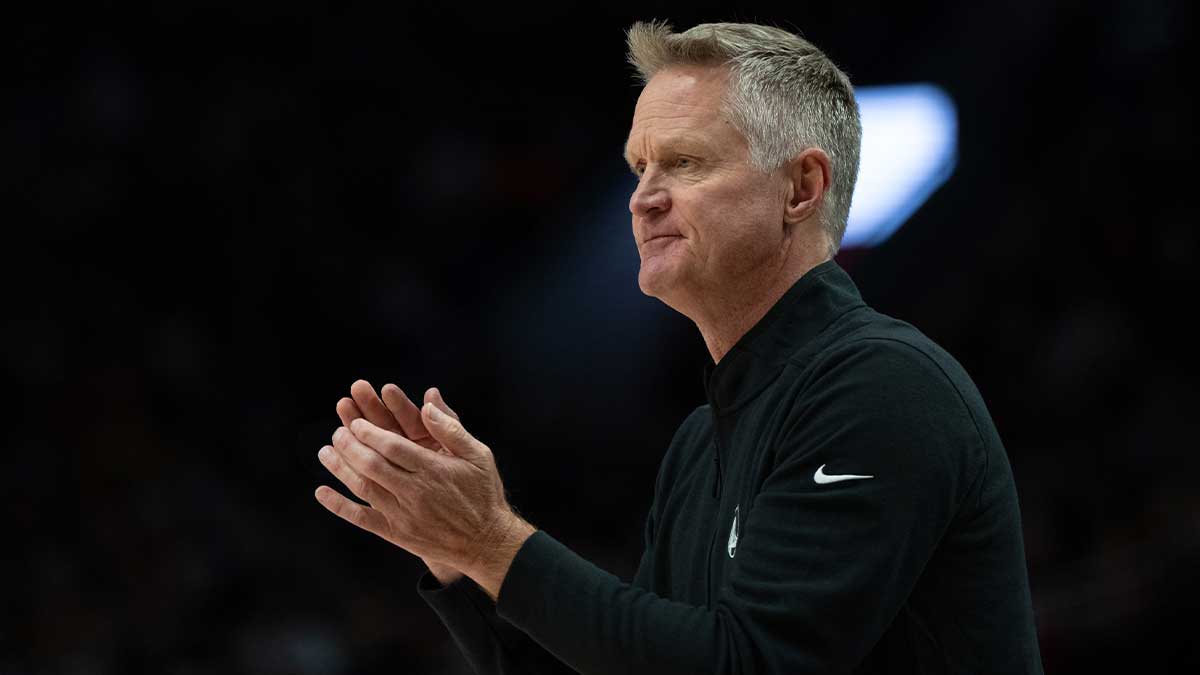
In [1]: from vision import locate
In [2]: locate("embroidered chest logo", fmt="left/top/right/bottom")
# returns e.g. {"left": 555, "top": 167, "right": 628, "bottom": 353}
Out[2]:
{"left": 727, "top": 504, "right": 741, "bottom": 558}
{"left": 813, "top": 464, "right": 874, "bottom": 484}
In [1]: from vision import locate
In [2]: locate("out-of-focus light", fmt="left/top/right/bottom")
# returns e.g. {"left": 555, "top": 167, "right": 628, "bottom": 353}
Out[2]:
{"left": 842, "top": 83, "right": 958, "bottom": 249}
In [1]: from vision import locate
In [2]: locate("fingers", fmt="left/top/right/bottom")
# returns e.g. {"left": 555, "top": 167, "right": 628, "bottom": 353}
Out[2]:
{"left": 317, "top": 445, "right": 385, "bottom": 506}
{"left": 351, "top": 379, "right": 404, "bottom": 434}
{"left": 421, "top": 402, "right": 485, "bottom": 460}
{"left": 424, "top": 387, "right": 460, "bottom": 421}
{"left": 334, "top": 425, "right": 425, "bottom": 487}
{"left": 314, "top": 485, "right": 388, "bottom": 535}
{"left": 340, "top": 381, "right": 460, "bottom": 459}
{"left": 347, "top": 419, "right": 437, "bottom": 473}
{"left": 422, "top": 387, "right": 459, "bottom": 456}
{"left": 336, "top": 397, "right": 363, "bottom": 429}
{"left": 381, "top": 383, "right": 427, "bottom": 440}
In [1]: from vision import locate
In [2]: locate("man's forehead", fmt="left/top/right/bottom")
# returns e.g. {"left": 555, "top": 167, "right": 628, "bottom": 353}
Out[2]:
{"left": 634, "top": 69, "right": 726, "bottom": 114}
{"left": 623, "top": 129, "right": 715, "bottom": 161}
{"left": 633, "top": 66, "right": 727, "bottom": 120}
{"left": 624, "top": 105, "right": 728, "bottom": 160}
{"left": 622, "top": 66, "right": 736, "bottom": 164}
{"left": 642, "top": 63, "right": 729, "bottom": 95}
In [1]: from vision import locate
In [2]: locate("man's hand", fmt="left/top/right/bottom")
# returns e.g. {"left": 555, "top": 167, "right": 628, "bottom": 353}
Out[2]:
{"left": 328, "top": 380, "right": 463, "bottom": 585}
{"left": 316, "top": 384, "right": 535, "bottom": 599}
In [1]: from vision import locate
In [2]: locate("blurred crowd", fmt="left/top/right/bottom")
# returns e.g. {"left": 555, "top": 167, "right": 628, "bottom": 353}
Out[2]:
{"left": 6, "top": 1, "right": 1196, "bottom": 673}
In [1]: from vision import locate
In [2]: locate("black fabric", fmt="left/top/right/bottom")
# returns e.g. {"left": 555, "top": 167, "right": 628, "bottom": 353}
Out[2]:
{"left": 417, "top": 573, "right": 570, "bottom": 674}
{"left": 418, "top": 260, "right": 1043, "bottom": 674}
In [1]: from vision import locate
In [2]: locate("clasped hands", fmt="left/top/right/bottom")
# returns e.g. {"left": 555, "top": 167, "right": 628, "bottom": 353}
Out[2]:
{"left": 315, "top": 380, "right": 536, "bottom": 600}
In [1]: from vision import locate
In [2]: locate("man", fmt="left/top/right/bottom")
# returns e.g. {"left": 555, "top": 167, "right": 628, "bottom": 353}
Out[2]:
{"left": 315, "top": 21, "right": 1044, "bottom": 674}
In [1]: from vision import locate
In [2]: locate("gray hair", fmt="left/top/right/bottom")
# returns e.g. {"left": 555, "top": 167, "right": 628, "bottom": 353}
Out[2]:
{"left": 626, "top": 21, "right": 862, "bottom": 256}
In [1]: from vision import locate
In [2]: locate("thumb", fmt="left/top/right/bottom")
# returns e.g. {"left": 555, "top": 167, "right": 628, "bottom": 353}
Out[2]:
{"left": 425, "top": 387, "right": 461, "bottom": 422}
{"left": 423, "top": 401, "right": 487, "bottom": 460}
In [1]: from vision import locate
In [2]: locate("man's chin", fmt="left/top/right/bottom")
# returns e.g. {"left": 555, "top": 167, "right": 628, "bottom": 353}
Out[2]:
{"left": 637, "top": 268, "right": 667, "bottom": 298}
{"left": 637, "top": 265, "right": 683, "bottom": 301}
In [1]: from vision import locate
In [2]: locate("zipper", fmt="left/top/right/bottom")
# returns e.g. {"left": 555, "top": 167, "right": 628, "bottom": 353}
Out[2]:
{"left": 702, "top": 368, "right": 724, "bottom": 606}
{"left": 704, "top": 417, "right": 724, "bottom": 607}
{"left": 703, "top": 372, "right": 723, "bottom": 500}
{"left": 711, "top": 440, "right": 723, "bottom": 497}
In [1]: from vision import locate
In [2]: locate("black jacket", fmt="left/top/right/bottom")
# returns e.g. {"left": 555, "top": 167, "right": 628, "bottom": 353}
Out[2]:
{"left": 418, "top": 260, "right": 1043, "bottom": 674}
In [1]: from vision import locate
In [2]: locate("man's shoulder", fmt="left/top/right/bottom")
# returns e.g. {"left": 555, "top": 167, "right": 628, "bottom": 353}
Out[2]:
{"left": 781, "top": 306, "right": 1002, "bottom": 459}
{"left": 795, "top": 307, "right": 980, "bottom": 403}
{"left": 676, "top": 404, "right": 712, "bottom": 432}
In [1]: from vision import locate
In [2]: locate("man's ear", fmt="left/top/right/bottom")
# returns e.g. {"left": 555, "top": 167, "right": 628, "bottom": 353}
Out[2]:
{"left": 782, "top": 147, "right": 832, "bottom": 228}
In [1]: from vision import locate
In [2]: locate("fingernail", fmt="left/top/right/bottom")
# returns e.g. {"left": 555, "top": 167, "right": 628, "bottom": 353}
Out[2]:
{"left": 350, "top": 418, "right": 364, "bottom": 433}
{"left": 333, "top": 426, "right": 345, "bottom": 441}
{"left": 426, "top": 402, "right": 445, "bottom": 422}
{"left": 318, "top": 446, "right": 331, "bottom": 461}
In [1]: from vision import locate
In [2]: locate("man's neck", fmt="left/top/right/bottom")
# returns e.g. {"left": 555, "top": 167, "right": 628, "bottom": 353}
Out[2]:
{"left": 692, "top": 255, "right": 827, "bottom": 364}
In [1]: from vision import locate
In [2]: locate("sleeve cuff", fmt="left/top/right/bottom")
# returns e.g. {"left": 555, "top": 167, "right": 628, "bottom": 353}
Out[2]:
{"left": 495, "top": 530, "right": 577, "bottom": 629}
{"left": 417, "top": 569, "right": 491, "bottom": 607}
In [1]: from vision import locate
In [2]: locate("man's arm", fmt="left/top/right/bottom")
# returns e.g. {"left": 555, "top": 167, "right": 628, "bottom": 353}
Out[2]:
{"left": 317, "top": 342, "right": 989, "bottom": 673}
{"left": 318, "top": 380, "right": 668, "bottom": 674}
{"left": 416, "top": 571, "right": 578, "bottom": 675}
{"left": 481, "top": 340, "right": 987, "bottom": 674}
{"left": 415, "top": 463, "right": 664, "bottom": 674}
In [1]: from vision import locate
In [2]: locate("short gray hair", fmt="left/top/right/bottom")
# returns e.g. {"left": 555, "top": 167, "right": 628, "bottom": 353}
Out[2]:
{"left": 626, "top": 21, "right": 861, "bottom": 256}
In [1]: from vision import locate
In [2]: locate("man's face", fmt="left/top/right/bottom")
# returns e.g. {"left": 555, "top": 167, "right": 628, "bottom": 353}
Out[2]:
{"left": 625, "top": 65, "right": 790, "bottom": 307}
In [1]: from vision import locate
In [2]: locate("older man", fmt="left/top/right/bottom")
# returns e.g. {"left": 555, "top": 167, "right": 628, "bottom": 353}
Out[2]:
{"left": 315, "top": 21, "right": 1044, "bottom": 674}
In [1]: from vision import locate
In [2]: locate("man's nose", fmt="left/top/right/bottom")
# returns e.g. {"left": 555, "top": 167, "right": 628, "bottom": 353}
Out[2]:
{"left": 629, "top": 175, "right": 670, "bottom": 218}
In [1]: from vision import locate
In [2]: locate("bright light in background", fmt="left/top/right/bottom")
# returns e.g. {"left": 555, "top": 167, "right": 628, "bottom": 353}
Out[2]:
{"left": 842, "top": 83, "right": 958, "bottom": 249}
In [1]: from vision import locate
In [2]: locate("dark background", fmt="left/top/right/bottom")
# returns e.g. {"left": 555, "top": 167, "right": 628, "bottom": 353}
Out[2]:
{"left": 7, "top": 1, "right": 1197, "bottom": 672}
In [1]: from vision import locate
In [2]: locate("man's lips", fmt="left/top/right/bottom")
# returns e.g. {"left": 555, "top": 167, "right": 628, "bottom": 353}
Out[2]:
{"left": 642, "top": 234, "right": 683, "bottom": 244}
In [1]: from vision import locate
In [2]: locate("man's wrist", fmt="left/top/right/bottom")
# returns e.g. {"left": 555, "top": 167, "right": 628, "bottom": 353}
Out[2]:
{"left": 466, "top": 511, "right": 537, "bottom": 602}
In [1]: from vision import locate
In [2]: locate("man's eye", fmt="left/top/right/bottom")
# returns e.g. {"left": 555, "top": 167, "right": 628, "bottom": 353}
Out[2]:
{"left": 676, "top": 157, "right": 693, "bottom": 168}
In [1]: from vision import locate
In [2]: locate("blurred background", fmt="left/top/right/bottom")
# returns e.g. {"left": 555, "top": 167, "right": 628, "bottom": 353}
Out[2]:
{"left": 6, "top": 1, "right": 1197, "bottom": 673}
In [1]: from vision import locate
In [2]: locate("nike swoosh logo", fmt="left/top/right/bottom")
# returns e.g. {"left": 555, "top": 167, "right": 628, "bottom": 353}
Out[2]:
{"left": 813, "top": 464, "right": 874, "bottom": 484}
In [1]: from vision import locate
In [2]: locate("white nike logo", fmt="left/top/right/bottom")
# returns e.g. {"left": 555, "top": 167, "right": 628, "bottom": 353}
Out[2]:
{"left": 813, "top": 464, "right": 874, "bottom": 484}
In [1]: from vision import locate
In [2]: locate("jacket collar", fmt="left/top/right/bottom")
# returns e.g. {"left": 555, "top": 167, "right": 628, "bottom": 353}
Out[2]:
{"left": 702, "top": 259, "right": 866, "bottom": 414}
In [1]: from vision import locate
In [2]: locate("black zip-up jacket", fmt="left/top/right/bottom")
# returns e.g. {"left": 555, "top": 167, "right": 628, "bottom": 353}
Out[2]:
{"left": 418, "top": 260, "right": 1044, "bottom": 674}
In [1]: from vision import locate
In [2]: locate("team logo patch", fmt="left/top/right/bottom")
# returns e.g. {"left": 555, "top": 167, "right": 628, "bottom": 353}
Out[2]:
{"left": 727, "top": 504, "right": 740, "bottom": 558}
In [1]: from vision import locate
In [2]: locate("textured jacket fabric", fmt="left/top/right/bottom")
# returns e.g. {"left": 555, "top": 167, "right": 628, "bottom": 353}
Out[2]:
{"left": 418, "top": 260, "right": 1043, "bottom": 674}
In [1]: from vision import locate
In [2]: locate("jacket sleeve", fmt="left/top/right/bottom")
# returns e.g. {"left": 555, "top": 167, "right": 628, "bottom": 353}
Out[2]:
{"left": 491, "top": 339, "right": 985, "bottom": 674}
{"left": 417, "top": 440, "right": 666, "bottom": 674}
{"left": 417, "top": 570, "right": 578, "bottom": 674}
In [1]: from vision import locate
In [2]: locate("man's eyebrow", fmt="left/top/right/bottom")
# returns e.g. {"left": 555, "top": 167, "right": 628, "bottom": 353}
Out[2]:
{"left": 622, "top": 134, "right": 712, "bottom": 167}
{"left": 621, "top": 141, "right": 636, "bottom": 168}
